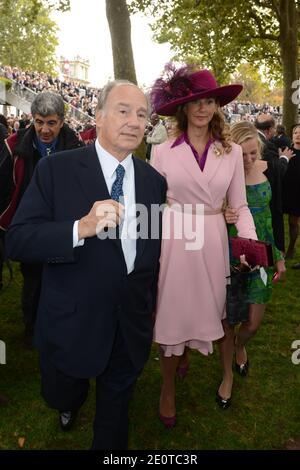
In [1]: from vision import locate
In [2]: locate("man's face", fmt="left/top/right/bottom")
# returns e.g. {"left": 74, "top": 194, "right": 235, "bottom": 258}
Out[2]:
{"left": 33, "top": 113, "right": 64, "bottom": 143}
{"left": 150, "top": 114, "right": 159, "bottom": 126}
{"left": 266, "top": 125, "right": 275, "bottom": 140}
{"left": 96, "top": 84, "right": 148, "bottom": 160}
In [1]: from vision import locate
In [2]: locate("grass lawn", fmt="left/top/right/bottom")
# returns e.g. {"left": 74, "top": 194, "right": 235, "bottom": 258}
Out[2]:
{"left": 0, "top": 217, "right": 300, "bottom": 450}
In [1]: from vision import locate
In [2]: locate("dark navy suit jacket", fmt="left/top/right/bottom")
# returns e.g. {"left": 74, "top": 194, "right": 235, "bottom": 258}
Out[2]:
{"left": 6, "top": 145, "right": 167, "bottom": 378}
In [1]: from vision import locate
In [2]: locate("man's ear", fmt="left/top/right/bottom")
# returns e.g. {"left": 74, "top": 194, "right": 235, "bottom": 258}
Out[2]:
{"left": 95, "top": 110, "right": 103, "bottom": 129}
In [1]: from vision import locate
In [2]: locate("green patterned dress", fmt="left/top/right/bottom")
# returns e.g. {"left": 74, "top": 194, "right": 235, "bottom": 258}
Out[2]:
{"left": 228, "top": 180, "right": 283, "bottom": 304}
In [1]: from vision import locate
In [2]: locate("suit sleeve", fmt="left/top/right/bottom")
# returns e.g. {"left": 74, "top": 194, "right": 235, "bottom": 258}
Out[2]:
{"left": 151, "top": 176, "right": 167, "bottom": 318}
{"left": 277, "top": 157, "right": 288, "bottom": 177}
{"left": 6, "top": 157, "right": 76, "bottom": 264}
{"left": 267, "top": 159, "right": 285, "bottom": 252}
{"left": 0, "top": 146, "right": 14, "bottom": 217}
{"left": 262, "top": 140, "right": 279, "bottom": 161}
{"left": 227, "top": 146, "right": 257, "bottom": 240}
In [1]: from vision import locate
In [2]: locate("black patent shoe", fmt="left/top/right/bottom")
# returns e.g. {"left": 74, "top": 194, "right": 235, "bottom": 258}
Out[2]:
{"left": 235, "top": 359, "right": 249, "bottom": 377}
{"left": 59, "top": 410, "right": 78, "bottom": 431}
{"left": 216, "top": 390, "right": 231, "bottom": 410}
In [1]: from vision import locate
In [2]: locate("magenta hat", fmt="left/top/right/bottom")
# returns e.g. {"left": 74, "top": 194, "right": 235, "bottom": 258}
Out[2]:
{"left": 150, "top": 63, "right": 243, "bottom": 116}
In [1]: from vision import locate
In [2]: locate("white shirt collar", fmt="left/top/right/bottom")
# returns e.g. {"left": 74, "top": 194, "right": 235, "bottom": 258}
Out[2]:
{"left": 95, "top": 138, "right": 133, "bottom": 179}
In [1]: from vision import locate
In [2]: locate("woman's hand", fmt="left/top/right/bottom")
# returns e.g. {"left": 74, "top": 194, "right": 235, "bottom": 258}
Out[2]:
{"left": 274, "top": 259, "right": 286, "bottom": 282}
{"left": 239, "top": 254, "right": 258, "bottom": 272}
{"left": 224, "top": 206, "right": 239, "bottom": 224}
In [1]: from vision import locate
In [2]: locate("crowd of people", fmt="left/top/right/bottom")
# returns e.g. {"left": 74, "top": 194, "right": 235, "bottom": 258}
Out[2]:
{"left": 1, "top": 65, "right": 98, "bottom": 117}
{"left": 1, "top": 64, "right": 283, "bottom": 128}
{"left": 1, "top": 65, "right": 97, "bottom": 133}
{"left": 0, "top": 61, "right": 300, "bottom": 449}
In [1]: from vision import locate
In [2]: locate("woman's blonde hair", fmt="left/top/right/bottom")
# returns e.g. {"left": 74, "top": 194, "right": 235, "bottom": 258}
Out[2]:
{"left": 170, "top": 101, "right": 232, "bottom": 153}
{"left": 230, "top": 121, "right": 262, "bottom": 158}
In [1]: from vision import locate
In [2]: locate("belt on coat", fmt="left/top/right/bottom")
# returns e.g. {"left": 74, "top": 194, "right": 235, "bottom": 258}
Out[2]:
{"left": 166, "top": 201, "right": 223, "bottom": 215}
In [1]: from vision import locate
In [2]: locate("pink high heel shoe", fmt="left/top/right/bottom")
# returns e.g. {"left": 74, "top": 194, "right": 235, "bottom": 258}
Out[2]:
{"left": 159, "top": 413, "right": 176, "bottom": 429}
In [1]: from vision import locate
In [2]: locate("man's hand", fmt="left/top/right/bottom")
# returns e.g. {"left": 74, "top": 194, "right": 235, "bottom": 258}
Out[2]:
{"left": 224, "top": 206, "right": 239, "bottom": 224}
{"left": 279, "top": 147, "right": 295, "bottom": 161}
{"left": 78, "top": 200, "right": 124, "bottom": 240}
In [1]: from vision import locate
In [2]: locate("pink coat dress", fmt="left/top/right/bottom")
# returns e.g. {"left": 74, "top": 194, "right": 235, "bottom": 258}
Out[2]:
{"left": 151, "top": 138, "right": 257, "bottom": 356}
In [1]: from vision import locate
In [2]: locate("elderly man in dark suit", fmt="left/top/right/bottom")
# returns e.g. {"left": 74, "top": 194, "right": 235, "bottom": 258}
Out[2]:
{"left": 6, "top": 80, "right": 167, "bottom": 449}
{"left": 255, "top": 113, "right": 293, "bottom": 163}
{"left": 255, "top": 113, "right": 294, "bottom": 253}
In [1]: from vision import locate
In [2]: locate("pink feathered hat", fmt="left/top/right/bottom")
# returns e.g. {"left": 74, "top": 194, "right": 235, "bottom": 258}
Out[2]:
{"left": 150, "top": 63, "right": 243, "bottom": 116}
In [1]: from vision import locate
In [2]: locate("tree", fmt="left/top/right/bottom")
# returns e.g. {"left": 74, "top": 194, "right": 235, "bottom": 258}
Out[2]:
{"left": 233, "top": 63, "right": 271, "bottom": 104}
{"left": 0, "top": 0, "right": 59, "bottom": 73}
{"left": 129, "top": 0, "right": 299, "bottom": 134}
{"left": 277, "top": 1, "right": 299, "bottom": 133}
{"left": 106, "top": 0, "right": 137, "bottom": 84}
{"left": 130, "top": 0, "right": 251, "bottom": 84}
{"left": 47, "top": 0, "right": 70, "bottom": 10}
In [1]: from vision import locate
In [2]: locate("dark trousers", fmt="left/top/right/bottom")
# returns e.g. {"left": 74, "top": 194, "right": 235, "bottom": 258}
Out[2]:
{"left": 40, "top": 326, "right": 142, "bottom": 450}
{"left": 20, "top": 262, "right": 43, "bottom": 334}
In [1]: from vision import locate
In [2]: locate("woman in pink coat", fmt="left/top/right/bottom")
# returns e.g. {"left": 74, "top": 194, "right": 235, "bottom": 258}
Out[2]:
{"left": 150, "top": 63, "right": 257, "bottom": 427}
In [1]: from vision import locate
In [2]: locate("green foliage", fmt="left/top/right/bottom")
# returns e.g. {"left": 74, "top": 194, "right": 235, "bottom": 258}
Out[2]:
{"left": 0, "top": 0, "right": 59, "bottom": 73}
{"left": 47, "top": 0, "right": 70, "bottom": 11}
{"left": 233, "top": 63, "right": 272, "bottom": 103}
{"left": 134, "top": 139, "right": 147, "bottom": 160}
{"left": 0, "top": 77, "right": 12, "bottom": 91}
{"left": 129, "top": 0, "right": 299, "bottom": 132}
{"left": 129, "top": 0, "right": 297, "bottom": 84}
{"left": 131, "top": 0, "right": 250, "bottom": 83}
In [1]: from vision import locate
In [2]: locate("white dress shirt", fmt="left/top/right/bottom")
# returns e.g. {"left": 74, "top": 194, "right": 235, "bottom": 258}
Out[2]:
{"left": 73, "top": 139, "right": 137, "bottom": 274}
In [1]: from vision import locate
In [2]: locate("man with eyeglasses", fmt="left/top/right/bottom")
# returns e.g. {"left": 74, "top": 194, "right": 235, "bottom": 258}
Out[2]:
{"left": 0, "top": 92, "right": 83, "bottom": 348}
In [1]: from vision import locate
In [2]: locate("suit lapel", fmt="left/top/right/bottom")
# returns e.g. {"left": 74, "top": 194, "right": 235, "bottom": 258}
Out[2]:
{"left": 174, "top": 141, "right": 213, "bottom": 203}
{"left": 133, "top": 157, "right": 150, "bottom": 265}
{"left": 177, "top": 140, "right": 225, "bottom": 196}
{"left": 76, "top": 150, "right": 153, "bottom": 268}
{"left": 75, "top": 145, "right": 124, "bottom": 254}
{"left": 203, "top": 142, "right": 224, "bottom": 185}
{"left": 75, "top": 144, "right": 110, "bottom": 205}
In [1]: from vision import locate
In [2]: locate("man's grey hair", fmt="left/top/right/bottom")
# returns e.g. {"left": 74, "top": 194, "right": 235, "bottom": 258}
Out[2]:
{"left": 31, "top": 92, "right": 65, "bottom": 120}
{"left": 96, "top": 80, "right": 149, "bottom": 114}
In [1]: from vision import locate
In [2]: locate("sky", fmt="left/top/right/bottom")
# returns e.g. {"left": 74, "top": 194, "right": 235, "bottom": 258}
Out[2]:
{"left": 52, "top": 0, "right": 172, "bottom": 88}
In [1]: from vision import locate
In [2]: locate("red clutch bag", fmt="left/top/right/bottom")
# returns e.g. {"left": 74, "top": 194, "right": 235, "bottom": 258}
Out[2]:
{"left": 229, "top": 236, "right": 274, "bottom": 267}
